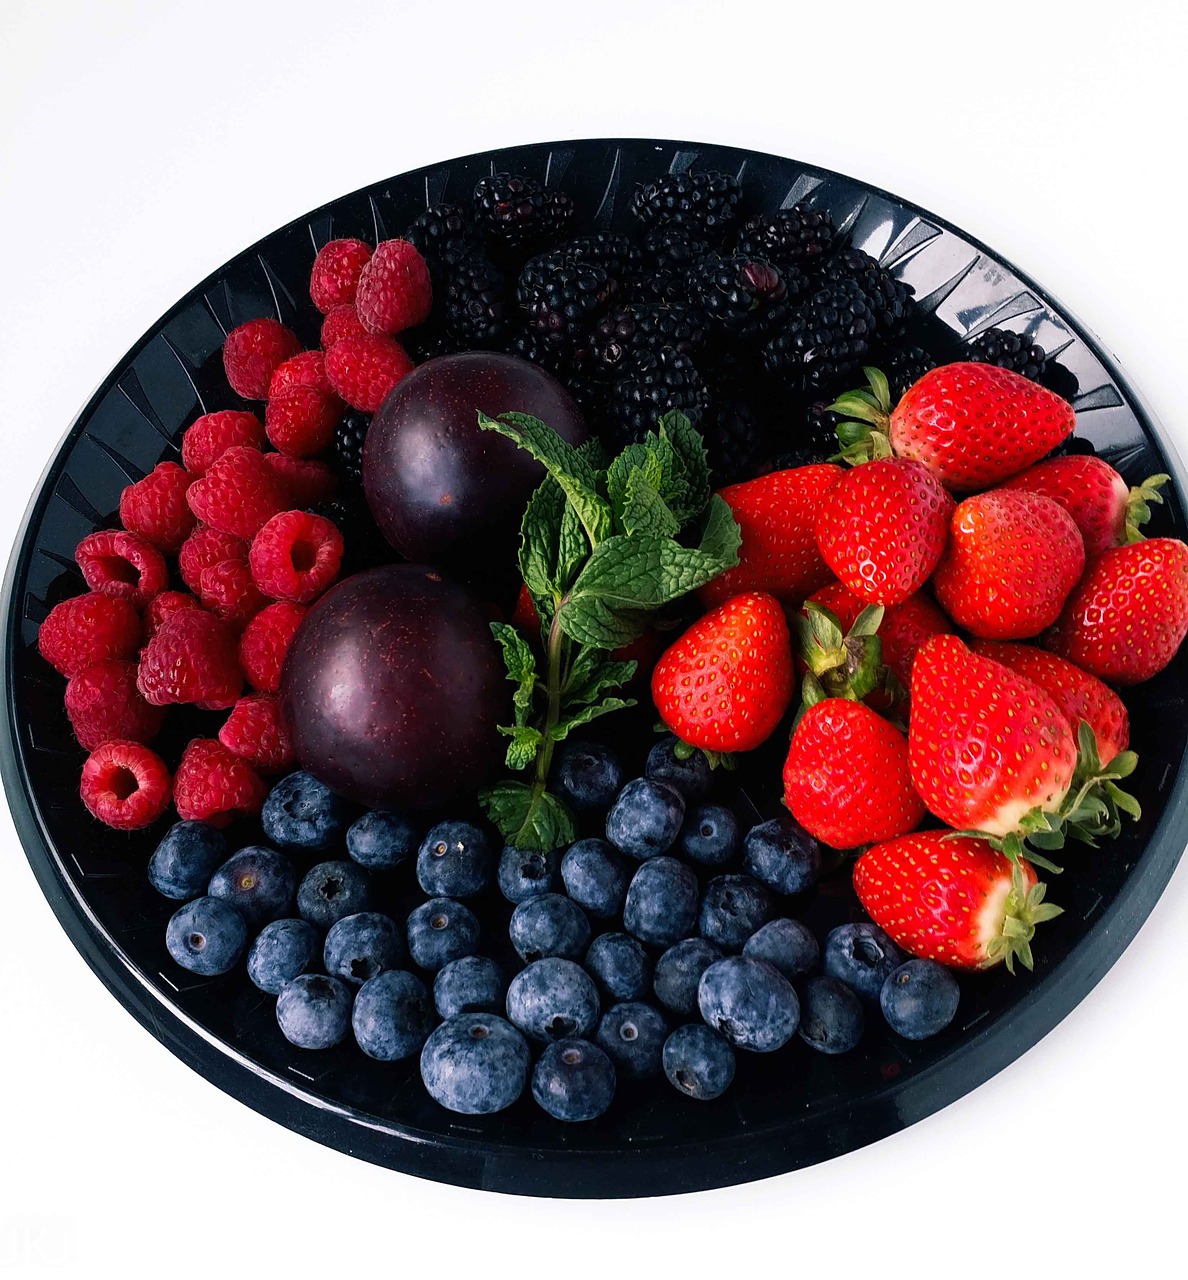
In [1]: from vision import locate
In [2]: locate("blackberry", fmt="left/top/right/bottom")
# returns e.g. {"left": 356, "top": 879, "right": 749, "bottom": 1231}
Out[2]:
{"left": 473, "top": 172, "right": 570, "bottom": 249}
{"left": 502, "top": 324, "right": 571, "bottom": 378}
{"left": 537, "top": 188, "right": 576, "bottom": 245}
{"left": 964, "top": 327, "right": 1048, "bottom": 381}
{"left": 560, "top": 232, "right": 641, "bottom": 280}
{"left": 701, "top": 394, "right": 762, "bottom": 485}
{"left": 333, "top": 411, "right": 371, "bottom": 484}
{"left": 1040, "top": 360, "right": 1080, "bottom": 404}
{"left": 883, "top": 344, "right": 941, "bottom": 400}
{"left": 642, "top": 225, "right": 712, "bottom": 272}
{"left": 735, "top": 203, "right": 836, "bottom": 271}
{"left": 687, "top": 253, "right": 804, "bottom": 340}
{"left": 590, "top": 303, "right": 708, "bottom": 376}
{"left": 518, "top": 251, "right": 618, "bottom": 349}
{"left": 402, "top": 328, "right": 466, "bottom": 363}
{"left": 761, "top": 278, "right": 879, "bottom": 395}
{"left": 819, "top": 248, "right": 915, "bottom": 338}
{"left": 622, "top": 270, "right": 693, "bottom": 307}
{"left": 605, "top": 349, "right": 709, "bottom": 449}
{"left": 630, "top": 169, "right": 743, "bottom": 236}
{"left": 405, "top": 203, "right": 479, "bottom": 267}
{"left": 445, "top": 254, "right": 511, "bottom": 346}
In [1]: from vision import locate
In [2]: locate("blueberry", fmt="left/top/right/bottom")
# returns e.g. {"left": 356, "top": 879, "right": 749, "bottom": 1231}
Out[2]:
{"left": 823, "top": 923, "right": 903, "bottom": 1001}
{"left": 352, "top": 970, "right": 433, "bottom": 1061}
{"left": 148, "top": 821, "right": 227, "bottom": 899}
{"left": 595, "top": 1002, "right": 668, "bottom": 1080}
{"left": 653, "top": 938, "right": 722, "bottom": 1016}
{"left": 420, "top": 1013, "right": 530, "bottom": 1114}
{"left": 698, "top": 956, "right": 800, "bottom": 1052}
{"left": 605, "top": 778, "right": 685, "bottom": 859}
{"left": 663, "top": 1024, "right": 736, "bottom": 1101}
{"left": 698, "top": 874, "right": 772, "bottom": 951}
{"left": 346, "top": 810, "right": 418, "bottom": 871}
{"left": 262, "top": 771, "right": 350, "bottom": 851}
{"left": 646, "top": 735, "right": 712, "bottom": 800}
{"left": 560, "top": 838, "right": 627, "bottom": 918}
{"left": 407, "top": 897, "right": 480, "bottom": 973}
{"left": 416, "top": 820, "right": 494, "bottom": 898}
{"left": 678, "top": 803, "right": 739, "bottom": 866}
{"left": 497, "top": 845, "right": 561, "bottom": 904}
{"left": 798, "top": 975, "right": 865, "bottom": 1054}
{"left": 323, "top": 912, "right": 404, "bottom": 984}
{"left": 743, "top": 918, "right": 819, "bottom": 978}
{"left": 276, "top": 973, "right": 353, "bottom": 1049}
{"left": 509, "top": 893, "right": 591, "bottom": 963}
{"left": 247, "top": 918, "right": 319, "bottom": 994}
{"left": 532, "top": 1039, "right": 617, "bottom": 1121}
{"left": 880, "top": 959, "right": 960, "bottom": 1040}
{"left": 207, "top": 846, "right": 296, "bottom": 928}
{"left": 554, "top": 739, "right": 624, "bottom": 812}
{"left": 165, "top": 896, "right": 248, "bottom": 976}
{"left": 505, "top": 958, "right": 600, "bottom": 1042}
{"left": 743, "top": 815, "right": 821, "bottom": 895}
{"left": 584, "top": 932, "right": 652, "bottom": 1001}
{"left": 296, "top": 860, "right": 371, "bottom": 929}
{"left": 434, "top": 955, "right": 506, "bottom": 1019}
{"left": 622, "top": 857, "right": 699, "bottom": 947}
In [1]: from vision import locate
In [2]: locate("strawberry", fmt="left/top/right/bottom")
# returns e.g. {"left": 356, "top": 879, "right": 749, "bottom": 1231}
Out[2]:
{"left": 853, "top": 832, "right": 1060, "bottom": 972}
{"left": 932, "top": 489, "right": 1085, "bottom": 640}
{"left": 1045, "top": 536, "right": 1188, "bottom": 685}
{"left": 652, "top": 591, "right": 794, "bottom": 754}
{"left": 782, "top": 698, "right": 924, "bottom": 848}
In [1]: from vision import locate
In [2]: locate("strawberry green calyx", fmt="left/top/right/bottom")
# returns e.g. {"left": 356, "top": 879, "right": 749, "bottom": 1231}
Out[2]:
{"left": 669, "top": 735, "right": 735, "bottom": 772}
{"left": 828, "top": 367, "right": 894, "bottom": 466}
{"left": 1124, "top": 473, "right": 1171, "bottom": 543}
{"left": 986, "top": 862, "right": 1063, "bottom": 974}
{"left": 799, "top": 602, "right": 899, "bottom": 712}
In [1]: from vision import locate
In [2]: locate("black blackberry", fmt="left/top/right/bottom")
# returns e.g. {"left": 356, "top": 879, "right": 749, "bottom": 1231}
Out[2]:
{"left": 562, "top": 233, "right": 643, "bottom": 281}
{"left": 445, "top": 254, "right": 511, "bottom": 345}
{"left": 964, "top": 328, "right": 1048, "bottom": 381}
{"left": 818, "top": 248, "right": 916, "bottom": 338}
{"left": 333, "top": 411, "right": 371, "bottom": 484}
{"left": 605, "top": 349, "right": 709, "bottom": 448}
{"left": 761, "top": 278, "right": 879, "bottom": 395}
{"left": 517, "top": 251, "right": 619, "bottom": 348}
{"left": 473, "top": 172, "right": 571, "bottom": 249}
{"left": 735, "top": 203, "right": 835, "bottom": 270}
{"left": 642, "top": 225, "right": 713, "bottom": 272}
{"left": 882, "top": 344, "right": 941, "bottom": 400}
{"left": 536, "top": 188, "right": 576, "bottom": 245}
{"left": 622, "top": 270, "right": 694, "bottom": 307}
{"left": 402, "top": 328, "right": 466, "bottom": 363}
{"left": 501, "top": 324, "right": 572, "bottom": 378}
{"left": 687, "top": 253, "right": 805, "bottom": 341}
{"left": 701, "top": 393, "right": 762, "bottom": 485}
{"left": 1039, "top": 360, "right": 1080, "bottom": 404}
{"left": 590, "top": 303, "right": 708, "bottom": 376}
{"left": 405, "top": 203, "right": 479, "bottom": 267}
{"left": 630, "top": 170, "right": 743, "bottom": 236}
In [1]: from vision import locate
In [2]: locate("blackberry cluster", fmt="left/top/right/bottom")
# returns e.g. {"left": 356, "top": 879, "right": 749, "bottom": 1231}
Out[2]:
{"left": 687, "top": 254, "right": 802, "bottom": 341}
{"left": 590, "top": 303, "right": 708, "bottom": 375}
{"left": 473, "top": 173, "right": 572, "bottom": 249}
{"left": 761, "top": 278, "right": 879, "bottom": 393}
{"left": 605, "top": 349, "right": 709, "bottom": 450}
{"left": 643, "top": 225, "right": 712, "bottom": 272}
{"left": 445, "top": 255, "right": 511, "bottom": 345}
{"left": 819, "top": 248, "right": 915, "bottom": 338}
{"left": 735, "top": 203, "right": 836, "bottom": 270}
{"left": 405, "top": 203, "right": 478, "bottom": 267}
{"left": 884, "top": 345, "right": 941, "bottom": 399}
{"left": 333, "top": 411, "right": 371, "bottom": 484}
{"left": 965, "top": 327, "right": 1049, "bottom": 381}
{"left": 630, "top": 170, "right": 743, "bottom": 235}
{"left": 517, "top": 252, "right": 619, "bottom": 348}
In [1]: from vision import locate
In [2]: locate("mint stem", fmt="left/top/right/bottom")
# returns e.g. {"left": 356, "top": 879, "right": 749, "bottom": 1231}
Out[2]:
{"left": 513, "top": 608, "right": 567, "bottom": 847}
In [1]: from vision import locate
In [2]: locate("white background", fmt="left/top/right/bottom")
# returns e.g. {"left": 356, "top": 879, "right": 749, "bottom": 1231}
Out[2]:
{"left": 2, "top": 1, "right": 1186, "bottom": 1275}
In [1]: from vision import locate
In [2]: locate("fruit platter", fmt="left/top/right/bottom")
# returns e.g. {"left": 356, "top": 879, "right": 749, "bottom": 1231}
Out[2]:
{"left": 5, "top": 138, "right": 1188, "bottom": 1198}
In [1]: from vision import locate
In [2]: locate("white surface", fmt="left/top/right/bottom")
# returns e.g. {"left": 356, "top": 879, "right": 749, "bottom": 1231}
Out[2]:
{"left": 1, "top": 2, "right": 1185, "bottom": 1275}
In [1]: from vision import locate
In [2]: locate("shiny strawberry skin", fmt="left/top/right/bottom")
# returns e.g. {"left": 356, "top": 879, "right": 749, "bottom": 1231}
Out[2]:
{"left": 1000, "top": 455, "right": 1129, "bottom": 556}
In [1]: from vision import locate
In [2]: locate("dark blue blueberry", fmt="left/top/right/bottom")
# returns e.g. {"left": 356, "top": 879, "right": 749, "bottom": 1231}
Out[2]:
{"left": 697, "top": 956, "right": 800, "bottom": 1052}
{"left": 165, "top": 896, "right": 248, "bottom": 976}
{"left": 605, "top": 778, "right": 685, "bottom": 859}
{"left": 653, "top": 938, "right": 722, "bottom": 1016}
{"left": 207, "top": 846, "right": 296, "bottom": 928}
{"left": 646, "top": 735, "right": 712, "bottom": 800}
{"left": 823, "top": 923, "right": 903, "bottom": 1001}
{"left": 346, "top": 810, "right": 418, "bottom": 871}
{"left": 407, "top": 897, "right": 480, "bottom": 973}
{"left": 595, "top": 1002, "right": 668, "bottom": 1080}
{"left": 262, "top": 771, "right": 350, "bottom": 851}
{"left": 296, "top": 860, "right": 371, "bottom": 929}
{"left": 276, "top": 973, "right": 353, "bottom": 1049}
{"left": 433, "top": 955, "right": 506, "bottom": 1019}
{"left": 532, "top": 1039, "right": 616, "bottom": 1121}
{"left": 420, "top": 1013, "right": 530, "bottom": 1114}
{"left": 323, "top": 912, "right": 404, "bottom": 985}
{"left": 743, "top": 918, "right": 819, "bottom": 978}
{"left": 743, "top": 815, "right": 822, "bottom": 895}
{"left": 509, "top": 893, "right": 591, "bottom": 963}
{"left": 554, "top": 739, "right": 624, "bottom": 812}
{"left": 560, "top": 838, "right": 627, "bottom": 919}
{"left": 698, "top": 874, "right": 772, "bottom": 951}
{"left": 505, "top": 958, "right": 600, "bottom": 1042}
{"left": 497, "top": 845, "right": 561, "bottom": 904}
{"left": 584, "top": 932, "right": 652, "bottom": 1001}
{"left": 622, "top": 857, "right": 699, "bottom": 947}
{"left": 247, "top": 918, "right": 319, "bottom": 994}
{"left": 880, "top": 959, "right": 960, "bottom": 1040}
{"left": 148, "top": 821, "right": 226, "bottom": 899}
{"left": 797, "top": 975, "right": 865, "bottom": 1054}
{"left": 678, "top": 803, "right": 739, "bottom": 866}
{"left": 352, "top": 970, "right": 433, "bottom": 1061}
{"left": 662, "top": 1024, "right": 736, "bottom": 1101}
{"left": 416, "top": 821, "right": 494, "bottom": 898}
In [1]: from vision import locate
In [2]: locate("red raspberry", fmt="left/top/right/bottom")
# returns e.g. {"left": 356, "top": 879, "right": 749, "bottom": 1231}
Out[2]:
{"left": 75, "top": 529, "right": 168, "bottom": 609}
{"left": 137, "top": 610, "right": 242, "bottom": 708}
{"left": 321, "top": 304, "right": 369, "bottom": 349}
{"left": 198, "top": 559, "right": 267, "bottom": 629}
{"left": 174, "top": 737, "right": 267, "bottom": 826}
{"left": 65, "top": 659, "right": 166, "bottom": 751}
{"left": 143, "top": 590, "right": 202, "bottom": 641}
{"left": 118, "top": 462, "right": 197, "bottom": 553}
{"left": 249, "top": 511, "right": 344, "bottom": 603}
{"left": 263, "top": 454, "right": 339, "bottom": 506}
{"left": 268, "top": 350, "right": 333, "bottom": 399}
{"left": 325, "top": 334, "right": 415, "bottom": 413}
{"left": 218, "top": 693, "right": 295, "bottom": 772}
{"left": 178, "top": 525, "right": 249, "bottom": 593}
{"left": 238, "top": 601, "right": 308, "bottom": 692}
{"left": 80, "top": 740, "right": 172, "bottom": 830}
{"left": 222, "top": 318, "right": 302, "bottom": 399}
{"left": 264, "top": 387, "right": 342, "bottom": 458}
{"left": 355, "top": 239, "right": 433, "bottom": 335}
{"left": 187, "top": 445, "right": 290, "bottom": 538}
{"left": 181, "top": 410, "right": 265, "bottom": 476}
{"left": 310, "top": 238, "right": 373, "bottom": 313}
{"left": 38, "top": 592, "right": 141, "bottom": 677}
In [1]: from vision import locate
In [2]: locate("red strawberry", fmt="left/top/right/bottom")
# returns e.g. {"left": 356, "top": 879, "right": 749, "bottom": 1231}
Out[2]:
{"left": 782, "top": 698, "right": 924, "bottom": 848}
{"left": 932, "top": 489, "right": 1085, "bottom": 640}
{"left": 1045, "top": 536, "right": 1188, "bottom": 685}
{"left": 853, "top": 832, "right": 1060, "bottom": 972}
{"left": 652, "top": 592, "right": 794, "bottom": 754}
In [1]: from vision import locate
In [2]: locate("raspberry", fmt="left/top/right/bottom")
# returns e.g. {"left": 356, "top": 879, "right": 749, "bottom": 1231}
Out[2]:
{"left": 198, "top": 558, "right": 267, "bottom": 629}
{"left": 263, "top": 453, "right": 339, "bottom": 506}
{"left": 355, "top": 239, "right": 433, "bottom": 335}
{"left": 143, "top": 590, "right": 203, "bottom": 640}
{"left": 118, "top": 462, "right": 197, "bottom": 553}
{"left": 65, "top": 659, "right": 165, "bottom": 751}
{"left": 178, "top": 525, "right": 249, "bottom": 593}
{"left": 218, "top": 693, "right": 295, "bottom": 772}
{"left": 249, "top": 511, "right": 343, "bottom": 603}
{"left": 38, "top": 592, "right": 141, "bottom": 677}
{"left": 181, "top": 409, "right": 265, "bottom": 476}
{"left": 80, "top": 740, "right": 172, "bottom": 831}
{"left": 222, "top": 318, "right": 302, "bottom": 399}
{"left": 310, "top": 238, "right": 372, "bottom": 313}
{"left": 174, "top": 737, "right": 267, "bottom": 826}
{"left": 137, "top": 610, "right": 243, "bottom": 708}
{"left": 324, "top": 334, "right": 415, "bottom": 413}
{"left": 321, "top": 304, "right": 369, "bottom": 350}
{"left": 264, "top": 386, "right": 343, "bottom": 458}
{"left": 268, "top": 350, "right": 333, "bottom": 400}
{"left": 187, "top": 445, "right": 290, "bottom": 538}
{"left": 75, "top": 529, "right": 168, "bottom": 609}
{"left": 238, "top": 600, "right": 308, "bottom": 692}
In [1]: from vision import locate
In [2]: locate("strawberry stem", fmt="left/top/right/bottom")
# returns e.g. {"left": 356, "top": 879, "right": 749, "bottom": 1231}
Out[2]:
{"left": 797, "top": 602, "right": 901, "bottom": 719}
{"left": 828, "top": 367, "right": 895, "bottom": 467}
{"left": 1124, "top": 473, "right": 1170, "bottom": 543}
{"left": 987, "top": 863, "right": 1064, "bottom": 974}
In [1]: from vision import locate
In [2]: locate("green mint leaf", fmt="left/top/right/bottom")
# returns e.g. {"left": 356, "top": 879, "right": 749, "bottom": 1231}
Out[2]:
{"left": 550, "top": 695, "right": 636, "bottom": 742}
{"left": 498, "top": 724, "right": 543, "bottom": 771}
{"left": 660, "top": 411, "right": 710, "bottom": 519}
{"left": 490, "top": 622, "right": 538, "bottom": 727}
{"left": 622, "top": 466, "right": 680, "bottom": 539}
{"left": 479, "top": 780, "right": 576, "bottom": 852}
{"left": 563, "top": 648, "right": 638, "bottom": 706}
{"left": 556, "top": 501, "right": 589, "bottom": 594}
{"left": 519, "top": 478, "right": 566, "bottom": 605}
